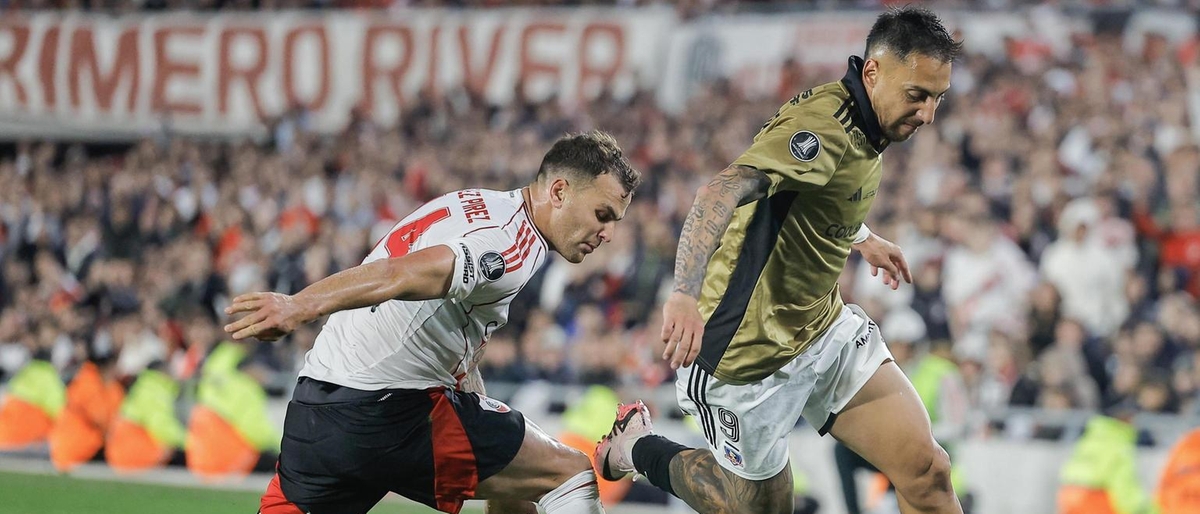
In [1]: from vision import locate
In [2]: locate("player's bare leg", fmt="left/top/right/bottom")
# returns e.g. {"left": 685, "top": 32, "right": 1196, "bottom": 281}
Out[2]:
{"left": 828, "top": 361, "right": 961, "bottom": 513}
{"left": 597, "top": 402, "right": 793, "bottom": 514}
{"left": 667, "top": 450, "right": 793, "bottom": 514}
{"left": 484, "top": 499, "right": 538, "bottom": 514}
{"left": 477, "top": 419, "right": 603, "bottom": 513}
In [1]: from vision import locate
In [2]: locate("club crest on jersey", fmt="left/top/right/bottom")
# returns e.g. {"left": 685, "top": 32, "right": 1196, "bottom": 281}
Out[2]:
{"left": 723, "top": 443, "right": 744, "bottom": 468}
{"left": 789, "top": 130, "right": 821, "bottom": 162}
{"left": 479, "top": 251, "right": 506, "bottom": 281}
{"left": 478, "top": 395, "right": 511, "bottom": 413}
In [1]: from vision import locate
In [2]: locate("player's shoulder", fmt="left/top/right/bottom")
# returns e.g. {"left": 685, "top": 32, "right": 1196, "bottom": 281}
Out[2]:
{"left": 760, "top": 81, "right": 853, "bottom": 163}
{"left": 775, "top": 80, "right": 853, "bottom": 135}
{"left": 433, "top": 187, "right": 526, "bottom": 228}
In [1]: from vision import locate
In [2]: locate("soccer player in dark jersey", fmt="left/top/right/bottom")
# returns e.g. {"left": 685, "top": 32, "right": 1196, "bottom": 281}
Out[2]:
{"left": 596, "top": 7, "right": 964, "bottom": 514}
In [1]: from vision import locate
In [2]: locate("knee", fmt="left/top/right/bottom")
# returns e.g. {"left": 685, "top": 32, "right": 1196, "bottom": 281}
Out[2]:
{"left": 894, "top": 443, "right": 955, "bottom": 509}
{"left": 539, "top": 446, "right": 594, "bottom": 494}
{"left": 555, "top": 447, "right": 594, "bottom": 481}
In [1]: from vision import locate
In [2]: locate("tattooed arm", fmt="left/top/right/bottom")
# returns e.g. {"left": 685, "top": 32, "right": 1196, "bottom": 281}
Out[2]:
{"left": 661, "top": 165, "right": 771, "bottom": 369}
{"left": 672, "top": 165, "right": 771, "bottom": 297}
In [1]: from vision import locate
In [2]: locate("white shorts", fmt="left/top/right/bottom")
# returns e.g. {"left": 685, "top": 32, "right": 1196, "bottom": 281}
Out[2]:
{"left": 674, "top": 304, "right": 892, "bottom": 480}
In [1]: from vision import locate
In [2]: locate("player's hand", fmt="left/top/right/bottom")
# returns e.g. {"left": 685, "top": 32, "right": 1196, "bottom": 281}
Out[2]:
{"left": 661, "top": 292, "right": 705, "bottom": 370}
{"left": 223, "top": 292, "right": 310, "bottom": 341}
{"left": 853, "top": 233, "right": 912, "bottom": 290}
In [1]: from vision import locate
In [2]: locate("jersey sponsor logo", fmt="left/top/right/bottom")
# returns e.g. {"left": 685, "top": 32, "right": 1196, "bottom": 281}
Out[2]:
{"left": 789, "top": 130, "right": 821, "bottom": 162}
{"left": 459, "top": 243, "right": 475, "bottom": 283}
{"left": 479, "top": 251, "right": 506, "bottom": 281}
{"left": 478, "top": 395, "right": 511, "bottom": 413}
{"left": 824, "top": 222, "right": 862, "bottom": 239}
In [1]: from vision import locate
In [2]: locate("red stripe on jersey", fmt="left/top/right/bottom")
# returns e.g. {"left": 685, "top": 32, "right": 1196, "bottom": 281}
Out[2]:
{"left": 428, "top": 389, "right": 478, "bottom": 514}
{"left": 519, "top": 202, "right": 548, "bottom": 249}
{"left": 502, "top": 223, "right": 530, "bottom": 259}
{"left": 505, "top": 238, "right": 538, "bottom": 272}
{"left": 504, "top": 229, "right": 535, "bottom": 265}
{"left": 259, "top": 472, "right": 305, "bottom": 514}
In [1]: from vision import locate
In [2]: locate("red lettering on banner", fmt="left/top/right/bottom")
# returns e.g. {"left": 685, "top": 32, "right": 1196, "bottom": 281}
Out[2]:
{"left": 425, "top": 25, "right": 440, "bottom": 95}
{"left": 39, "top": 26, "right": 60, "bottom": 109}
{"left": 152, "top": 26, "right": 203, "bottom": 115}
{"left": 69, "top": 26, "right": 139, "bottom": 113}
{"left": 284, "top": 25, "right": 330, "bottom": 111}
{"left": 458, "top": 25, "right": 504, "bottom": 94}
{"left": 577, "top": 23, "right": 623, "bottom": 102}
{"left": 361, "top": 25, "right": 414, "bottom": 113}
{"left": 218, "top": 27, "right": 268, "bottom": 119}
{"left": 519, "top": 22, "right": 564, "bottom": 100}
{"left": 0, "top": 22, "right": 30, "bottom": 107}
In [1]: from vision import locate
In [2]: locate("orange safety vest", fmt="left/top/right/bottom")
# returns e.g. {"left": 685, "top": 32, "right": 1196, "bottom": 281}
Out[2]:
{"left": 185, "top": 405, "right": 260, "bottom": 479}
{"left": 0, "top": 397, "right": 56, "bottom": 449}
{"left": 106, "top": 417, "right": 173, "bottom": 473}
{"left": 1159, "top": 429, "right": 1200, "bottom": 513}
{"left": 1058, "top": 485, "right": 1118, "bottom": 514}
{"left": 48, "top": 362, "right": 125, "bottom": 472}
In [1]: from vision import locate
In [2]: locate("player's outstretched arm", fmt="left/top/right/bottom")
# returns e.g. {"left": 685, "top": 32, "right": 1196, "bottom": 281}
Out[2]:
{"left": 223, "top": 246, "right": 456, "bottom": 341}
{"left": 661, "top": 164, "right": 770, "bottom": 369}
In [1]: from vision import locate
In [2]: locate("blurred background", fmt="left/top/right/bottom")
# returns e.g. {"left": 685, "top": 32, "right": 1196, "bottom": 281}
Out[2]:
{"left": 1, "top": 1, "right": 1199, "bottom": 513}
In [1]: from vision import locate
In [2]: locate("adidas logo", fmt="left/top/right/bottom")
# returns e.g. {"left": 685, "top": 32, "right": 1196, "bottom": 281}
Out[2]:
{"left": 846, "top": 187, "right": 877, "bottom": 202}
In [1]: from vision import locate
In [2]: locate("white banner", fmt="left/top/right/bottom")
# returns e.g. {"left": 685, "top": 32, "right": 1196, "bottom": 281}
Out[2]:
{"left": 657, "top": 12, "right": 875, "bottom": 112}
{"left": 0, "top": 8, "right": 674, "bottom": 136}
{"left": 655, "top": 9, "right": 1098, "bottom": 112}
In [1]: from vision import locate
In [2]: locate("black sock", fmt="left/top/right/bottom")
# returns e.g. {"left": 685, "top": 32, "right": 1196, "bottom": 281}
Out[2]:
{"left": 631, "top": 435, "right": 690, "bottom": 497}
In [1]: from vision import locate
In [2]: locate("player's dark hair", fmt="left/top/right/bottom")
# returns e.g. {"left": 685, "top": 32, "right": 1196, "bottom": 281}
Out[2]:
{"left": 865, "top": 6, "right": 962, "bottom": 63}
{"left": 537, "top": 130, "right": 641, "bottom": 196}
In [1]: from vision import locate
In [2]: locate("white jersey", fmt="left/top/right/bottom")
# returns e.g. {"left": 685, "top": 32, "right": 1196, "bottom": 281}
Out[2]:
{"left": 299, "top": 188, "right": 549, "bottom": 391}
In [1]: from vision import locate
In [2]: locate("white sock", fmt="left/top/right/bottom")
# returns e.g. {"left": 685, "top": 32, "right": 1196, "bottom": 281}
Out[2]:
{"left": 536, "top": 470, "right": 605, "bottom": 514}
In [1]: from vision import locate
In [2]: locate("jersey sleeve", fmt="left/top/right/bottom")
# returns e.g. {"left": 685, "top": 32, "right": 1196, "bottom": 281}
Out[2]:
{"left": 732, "top": 103, "right": 851, "bottom": 195}
{"left": 442, "top": 228, "right": 523, "bottom": 303}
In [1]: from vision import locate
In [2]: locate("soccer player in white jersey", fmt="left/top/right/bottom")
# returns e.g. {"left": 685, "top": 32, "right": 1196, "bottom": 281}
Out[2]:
{"left": 223, "top": 131, "right": 640, "bottom": 514}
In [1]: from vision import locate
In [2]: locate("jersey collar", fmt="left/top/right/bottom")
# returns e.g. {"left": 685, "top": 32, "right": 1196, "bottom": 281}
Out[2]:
{"left": 841, "top": 56, "right": 889, "bottom": 153}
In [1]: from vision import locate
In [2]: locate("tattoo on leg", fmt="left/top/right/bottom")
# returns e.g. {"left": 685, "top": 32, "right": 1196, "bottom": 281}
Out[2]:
{"left": 667, "top": 449, "right": 793, "bottom": 514}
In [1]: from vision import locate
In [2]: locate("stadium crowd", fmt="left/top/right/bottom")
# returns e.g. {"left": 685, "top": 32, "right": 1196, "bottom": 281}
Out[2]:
{"left": 1, "top": 28, "right": 1199, "bottom": 450}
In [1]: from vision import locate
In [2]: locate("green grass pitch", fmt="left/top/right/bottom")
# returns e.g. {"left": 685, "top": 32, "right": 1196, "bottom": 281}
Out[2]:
{"left": 0, "top": 471, "right": 482, "bottom": 514}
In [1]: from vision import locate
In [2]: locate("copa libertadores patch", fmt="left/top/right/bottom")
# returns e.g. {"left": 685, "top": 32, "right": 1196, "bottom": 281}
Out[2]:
{"left": 789, "top": 130, "right": 821, "bottom": 162}
{"left": 479, "top": 251, "right": 506, "bottom": 281}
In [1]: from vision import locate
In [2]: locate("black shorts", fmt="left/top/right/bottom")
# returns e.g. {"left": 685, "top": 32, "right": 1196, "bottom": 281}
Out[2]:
{"left": 265, "top": 377, "right": 525, "bottom": 514}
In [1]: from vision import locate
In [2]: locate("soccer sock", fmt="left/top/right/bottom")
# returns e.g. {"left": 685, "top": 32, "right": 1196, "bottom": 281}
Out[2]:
{"left": 537, "top": 470, "right": 604, "bottom": 514}
{"left": 631, "top": 435, "right": 690, "bottom": 497}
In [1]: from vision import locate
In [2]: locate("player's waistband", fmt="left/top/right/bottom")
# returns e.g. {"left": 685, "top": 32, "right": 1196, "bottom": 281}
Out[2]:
{"left": 293, "top": 376, "right": 441, "bottom": 405}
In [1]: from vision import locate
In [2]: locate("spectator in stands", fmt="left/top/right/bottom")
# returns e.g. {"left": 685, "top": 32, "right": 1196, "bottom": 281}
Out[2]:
{"left": 1040, "top": 197, "right": 1134, "bottom": 337}
{"left": 941, "top": 197, "right": 1037, "bottom": 346}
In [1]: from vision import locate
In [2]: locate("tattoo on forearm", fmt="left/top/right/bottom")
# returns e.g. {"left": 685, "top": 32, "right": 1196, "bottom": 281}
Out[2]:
{"left": 668, "top": 449, "right": 793, "bottom": 513}
{"left": 673, "top": 165, "right": 770, "bottom": 298}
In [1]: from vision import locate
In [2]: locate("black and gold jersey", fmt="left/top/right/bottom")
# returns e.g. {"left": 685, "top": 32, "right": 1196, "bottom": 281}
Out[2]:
{"left": 696, "top": 56, "right": 888, "bottom": 384}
